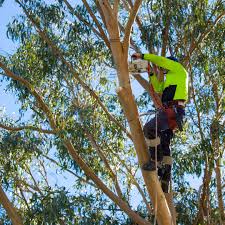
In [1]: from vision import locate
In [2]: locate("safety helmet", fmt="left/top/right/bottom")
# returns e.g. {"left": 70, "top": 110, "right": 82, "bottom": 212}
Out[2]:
{"left": 167, "top": 56, "right": 178, "bottom": 62}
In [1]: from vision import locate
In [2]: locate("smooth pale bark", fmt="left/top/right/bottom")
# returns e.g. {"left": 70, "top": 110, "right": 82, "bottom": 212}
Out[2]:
{"left": 116, "top": 65, "right": 173, "bottom": 225}
{"left": 0, "top": 184, "right": 23, "bottom": 225}
{"left": 165, "top": 193, "right": 176, "bottom": 225}
{"left": 98, "top": 1, "right": 173, "bottom": 224}
{"left": 193, "top": 166, "right": 213, "bottom": 225}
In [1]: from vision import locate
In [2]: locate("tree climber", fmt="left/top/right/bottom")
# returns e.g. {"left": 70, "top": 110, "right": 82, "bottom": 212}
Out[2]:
{"left": 131, "top": 53, "right": 188, "bottom": 193}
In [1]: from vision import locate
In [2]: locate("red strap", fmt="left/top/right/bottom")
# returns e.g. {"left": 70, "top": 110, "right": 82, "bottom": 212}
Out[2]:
{"left": 149, "top": 84, "right": 164, "bottom": 110}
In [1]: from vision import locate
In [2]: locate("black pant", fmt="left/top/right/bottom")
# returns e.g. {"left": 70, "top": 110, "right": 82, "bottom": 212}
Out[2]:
{"left": 143, "top": 106, "right": 185, "bottom": 192}
{"left": 143, "top": 109, "right": 173, "bottom": 160}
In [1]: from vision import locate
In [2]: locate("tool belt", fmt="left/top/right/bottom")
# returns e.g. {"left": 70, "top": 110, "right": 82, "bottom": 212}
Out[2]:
{"left": 163, "top": 100, "right": 186, "bottom": 131}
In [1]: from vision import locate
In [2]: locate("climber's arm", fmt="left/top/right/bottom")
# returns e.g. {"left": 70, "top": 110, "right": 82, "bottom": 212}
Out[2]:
{"left": 143, "top": 54, "right": 181, "bottom": 71}
{"left": 131, "top": 53, "right": 182, "bottom": 72}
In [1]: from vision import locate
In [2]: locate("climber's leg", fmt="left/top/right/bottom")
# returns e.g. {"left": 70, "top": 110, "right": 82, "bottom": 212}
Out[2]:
{"left": 159, "top": 129, "right": 173, "bottom": 192}
{"left": 142, "top": 110, "right": 169, "bottom": 171}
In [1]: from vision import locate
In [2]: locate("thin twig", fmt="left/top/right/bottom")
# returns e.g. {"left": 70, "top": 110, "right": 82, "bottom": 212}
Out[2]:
{"left": 23, "top": 165, "right": 43, "bottom": 196}
{"left": 63, "top": 0, "right": 110, "bottom": 49}
{"left": 42, "top": 154, "right": 97, "bottom": 188}
{"left": 0, "top": 123, "right": 56, "bottom": 134}
{"left": 84, "top": 128, "right": 123, "bottom": 199}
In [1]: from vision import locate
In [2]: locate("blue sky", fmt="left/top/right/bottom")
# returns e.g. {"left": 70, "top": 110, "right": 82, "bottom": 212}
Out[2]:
{"left": 0, "top": 0, "right": 21, "bottom": 116}
{"left": 0, "top": 0, "right": 20, "bottom": 53}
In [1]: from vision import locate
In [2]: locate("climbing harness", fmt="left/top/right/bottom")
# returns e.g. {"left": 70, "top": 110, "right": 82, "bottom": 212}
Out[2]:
{"left": 163, "top": 102, "right": 185, "bottom": 131}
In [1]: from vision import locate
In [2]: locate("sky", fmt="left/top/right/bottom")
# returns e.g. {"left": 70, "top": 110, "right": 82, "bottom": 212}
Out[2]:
{"left": 0, "top": 1, "right": 20, "bottom": 53}
{"left": 0, "top": 0, "right": 21, "bottom": 116}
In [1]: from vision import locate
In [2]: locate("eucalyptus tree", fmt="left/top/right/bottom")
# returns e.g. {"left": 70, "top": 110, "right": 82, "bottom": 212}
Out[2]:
{"left": 0, "top": 0, "right": 224, "bottom": 225}
{"left": 1, "top": 0, "right": 151, "bottom": 223}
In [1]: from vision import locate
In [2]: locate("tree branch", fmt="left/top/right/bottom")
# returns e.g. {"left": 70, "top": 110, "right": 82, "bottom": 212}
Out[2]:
{"left": 84, "top": 129, "right": 123, "bottom": 199}
{"left": 42, "top": 154, "right": 97, "bottom": 188}
{"left": 123, "top": 0, "right": 142, "bottom": 51}
{"left": 64, "top": 140, "right": 152, "bottom": 225}
{"left": 118, "top": 22, "right": 141, "bottom": 53}
{"left": 25, "top": 166, "right": 43, "bottom": 196}
{"left": 17, "top": 186, "right": 31, "bottom": 212}
{"left": 99, "top": 0, "right": 113, "bottom": 15}
{"left": 126, "top": 0, "right": 155, "bottom": 53}
{"left": 159, "top": 0, "right": 171, "bottom": 83}
{"left": 113, "top": 0, "right": 120, "bottom": 15}
{"left": 0, "top": 182, "right": 23, "bottom": 225}
{"left": 39, "top": 159, "right": 50, "bottom": 188}
{"left": 94, "top": 0, "right": 108, "bottom": 33}
{"left": 215, "top": 157, "right": 225, "bottom": 223}
{"left": 189, "top": 67, "right": 204, "bottom": 139}
{"left": 0, "top": 123, "right": 57, "bottom": 134}
{"left": 99, "top": 138, "right": 152, "bottom": 215}
{"left": 161, "top": 0, "right": 171, "bottom": 57}
{"left": 15, "top": 178, "right": 40, "bottom": 193}
{"left": 132, "top": 74, "right": 163, "bottom": 109}
{"left": 62, "top": 0, "right": 111, "bottom": 49}
{"left": 62, "top": 0, "right": 108, "bottom": 45}
{"left": 127, "top": 0, "right": 144, "bottom": 32}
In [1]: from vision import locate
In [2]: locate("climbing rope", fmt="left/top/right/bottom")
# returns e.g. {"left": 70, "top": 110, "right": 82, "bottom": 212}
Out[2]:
{"left": 154, "top": 109, "right": 158, "bottom": 225}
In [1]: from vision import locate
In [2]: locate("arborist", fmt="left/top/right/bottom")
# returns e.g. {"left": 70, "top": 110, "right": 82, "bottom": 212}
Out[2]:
{"left": 131, "top": 53, "right": 188, "bottom": 193}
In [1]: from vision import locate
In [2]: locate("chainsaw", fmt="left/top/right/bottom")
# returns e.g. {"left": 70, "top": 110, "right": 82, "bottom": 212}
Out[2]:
{"left": 128, "top": 59, "right": 150, "bottom": 74}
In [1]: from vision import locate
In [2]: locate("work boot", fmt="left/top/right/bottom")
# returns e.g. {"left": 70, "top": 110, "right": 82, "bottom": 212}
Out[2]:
{"left": 142, "top": 160, "right": 156, "bottom": 171}
{"left": 160, "top": 164, "right": 171, "bottom": 193}
{"left": 161, "top": 180, "right": 170, "bottom": 193}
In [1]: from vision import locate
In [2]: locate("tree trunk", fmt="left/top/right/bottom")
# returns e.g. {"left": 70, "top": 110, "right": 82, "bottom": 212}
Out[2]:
{"left": 0, "top": 183, "right": 23, "bottom": 225}
{"left": 210, "top": 119, "right": 224, "bottom": 224}
{"left": 193, "top": 165, "right": 212, "bottom": 225}
{"left": 215, "top": 158, "right": 224, "bottom": 224}
{"left": 98, "top": 1, "right": 174, "bottom": 223}
{"left": 165, "top": 193, "right": 176, "bottom": 225}
{"left": 116, "top": 62, "right": 173, "bottom": 225}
